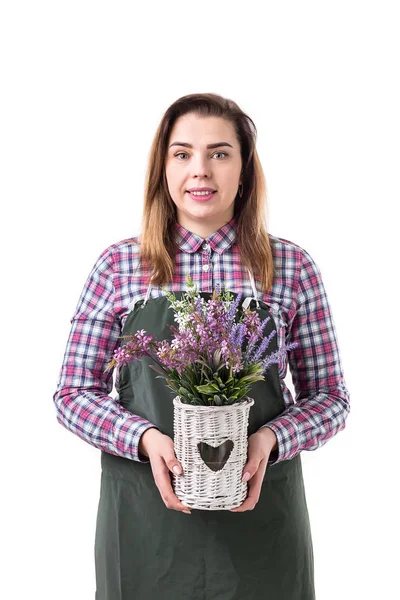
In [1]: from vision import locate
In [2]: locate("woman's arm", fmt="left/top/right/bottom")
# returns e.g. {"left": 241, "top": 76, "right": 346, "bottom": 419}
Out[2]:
{"left": 259, "top": 247, "right": 351, "bottom": 464}
{"left": 52, "top": 245, "right": 159, "bottom": 463}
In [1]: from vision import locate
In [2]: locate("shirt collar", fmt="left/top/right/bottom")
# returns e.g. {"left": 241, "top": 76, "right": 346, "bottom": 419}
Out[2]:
{"left": 173, "top": 217, "right": 237, "bottom": 254}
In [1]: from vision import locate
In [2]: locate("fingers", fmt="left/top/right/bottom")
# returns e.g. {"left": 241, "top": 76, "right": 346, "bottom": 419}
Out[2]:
{"left": 230, "top": 432, "right": 271, "bottom": 513}
{"left": 165, "top": 457, "right": 183, "bottom": 477}
{"left": 230, "top": 458, "right": 267, "bottom": 512}
{"left": 241, "top": 435, "right": 267, "bottom": 484}
{"left": 150, "top": 451, "right": 192, "bottom": 515}
{"left": 230, "top": 486, "right": 258, "bottom": 512}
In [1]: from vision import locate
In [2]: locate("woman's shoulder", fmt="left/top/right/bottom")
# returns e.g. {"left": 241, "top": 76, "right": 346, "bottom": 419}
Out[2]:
{"left": 268, "top": 233, "right": 323, "bottom": 283}
{"left": 110, "top": 231, "right": 141, "bottom": 249}
{"left": 92, "top": 233, "right": 142, "bottom": 274}
{"left": 269, "top": 232, "right": 310, "bottom": 256}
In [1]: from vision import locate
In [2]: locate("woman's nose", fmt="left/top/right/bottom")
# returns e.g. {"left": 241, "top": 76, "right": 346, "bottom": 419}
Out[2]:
{"left": 191, "top": 156, "right": 212, "bottom": 178}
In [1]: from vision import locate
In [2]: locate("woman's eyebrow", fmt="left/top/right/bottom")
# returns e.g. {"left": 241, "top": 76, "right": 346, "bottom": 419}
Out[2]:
{"left": 169, "top": 142, "right": 234, "bottom": 149}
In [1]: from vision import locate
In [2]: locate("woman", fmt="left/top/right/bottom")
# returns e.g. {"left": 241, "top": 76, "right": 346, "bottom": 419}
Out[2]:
{"left": 53, "top": 93, "right": 350, "bottom": 599}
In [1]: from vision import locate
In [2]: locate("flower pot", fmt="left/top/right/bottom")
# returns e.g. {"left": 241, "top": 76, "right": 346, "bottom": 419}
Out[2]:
{"left": 172, "top": 396, "right": 255, "bottom": 510}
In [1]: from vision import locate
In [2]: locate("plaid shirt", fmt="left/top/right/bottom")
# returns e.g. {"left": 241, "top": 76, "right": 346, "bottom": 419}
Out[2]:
{"left": 53, "top": 217, "right": 350, "bottom": 465}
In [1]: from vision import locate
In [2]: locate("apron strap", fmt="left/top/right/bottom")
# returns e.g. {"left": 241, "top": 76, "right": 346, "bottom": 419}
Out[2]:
{"left": 246, "top": 267, "right": 260, "bottom": 309}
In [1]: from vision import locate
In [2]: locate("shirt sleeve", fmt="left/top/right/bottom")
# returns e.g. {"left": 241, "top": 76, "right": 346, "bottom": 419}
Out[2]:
{"left": 260, "top": 247, "right": 351, "bottom": 464}
{"left": 52, "top": 245, "right": 159, "bottom": 463}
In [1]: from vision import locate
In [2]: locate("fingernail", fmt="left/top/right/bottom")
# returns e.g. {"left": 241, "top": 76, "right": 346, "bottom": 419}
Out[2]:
{"left": 173, "top": 466, "right": 181, "bottom": 475}
{"left": 182, "top": 510, "right": 191, "bottom": 514}
{"left": 242, "top": 472, "right": 250, "bottom": 482}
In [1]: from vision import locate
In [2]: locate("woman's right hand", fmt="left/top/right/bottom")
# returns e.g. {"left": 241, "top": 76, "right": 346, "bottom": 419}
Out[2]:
{"left": 139, "top": 428, "right": 192, "bottom": 515}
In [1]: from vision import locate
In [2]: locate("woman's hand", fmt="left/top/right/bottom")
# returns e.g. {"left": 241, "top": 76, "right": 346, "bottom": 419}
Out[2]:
{"left": 139, "top": 428, "right": 192, "bottom": 514}
{"left": 229, "top": 427, "right": 278, "bottom": 513}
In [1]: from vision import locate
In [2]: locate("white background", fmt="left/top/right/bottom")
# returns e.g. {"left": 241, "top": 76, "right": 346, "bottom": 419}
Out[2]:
{"left": 1, "top": 1, "right": 399, "bottom": 598}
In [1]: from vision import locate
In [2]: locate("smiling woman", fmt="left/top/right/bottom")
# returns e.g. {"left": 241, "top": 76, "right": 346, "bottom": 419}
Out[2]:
{"left": 53, "top": 92, "right": 350, "bottom": 600}
{"left": 165, "top": 113, "right": 243, "bottom": 238}
{"left": 139, "top": 93, "right": 274, "bottom": 292}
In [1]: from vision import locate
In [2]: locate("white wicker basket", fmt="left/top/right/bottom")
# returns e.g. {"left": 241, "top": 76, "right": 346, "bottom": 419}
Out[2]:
{"left": 172, "top": 396, "right": 255, "bottom": 510}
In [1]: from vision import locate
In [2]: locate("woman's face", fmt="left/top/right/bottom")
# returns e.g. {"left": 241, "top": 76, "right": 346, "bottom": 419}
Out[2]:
{"left": 165, "top": 112, "right": 242, "bottom": 237}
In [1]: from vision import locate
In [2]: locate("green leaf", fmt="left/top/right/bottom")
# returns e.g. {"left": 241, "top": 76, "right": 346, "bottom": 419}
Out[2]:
{"left": 237, "top": 374, "right": 264, "bottom": 385}
{"left": 195, "top": 383, "right": 220, "bottom": 395}
{"left": 194, "top": 359, "right": 214, "bottom": 374}
{"left": 215, "top": 376, "right": 226, "bottom": 389}
{"left": 227, "top": 396, "right": 239, "bottom": 405}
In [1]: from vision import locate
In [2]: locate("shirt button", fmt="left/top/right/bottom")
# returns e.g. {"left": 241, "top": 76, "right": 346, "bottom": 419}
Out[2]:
{"left": 203, "top": 264, "right": 209, "bottom": 272}
{"left": 202, "top": 243, "right": 209, "bottom": 250}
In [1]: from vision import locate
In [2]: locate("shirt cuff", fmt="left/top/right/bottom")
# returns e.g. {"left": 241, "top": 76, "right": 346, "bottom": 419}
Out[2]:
{"left": 113, "top": 415, "right": 160, "bottom": 463}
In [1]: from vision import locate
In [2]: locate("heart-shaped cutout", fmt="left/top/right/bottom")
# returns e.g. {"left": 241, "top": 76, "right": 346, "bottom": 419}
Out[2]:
{"left": 197, "top": 440, "right": 234, "bottom": 472}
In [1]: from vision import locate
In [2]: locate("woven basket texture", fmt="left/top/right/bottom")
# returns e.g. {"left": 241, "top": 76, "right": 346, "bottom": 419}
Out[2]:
{"left": 172, "top": 396, "right": 254, "bottom": 510}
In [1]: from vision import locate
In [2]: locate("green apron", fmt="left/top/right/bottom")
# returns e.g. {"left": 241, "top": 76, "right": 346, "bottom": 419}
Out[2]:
{"left": 94, "top": 271, "right": 315, "bottom": 599}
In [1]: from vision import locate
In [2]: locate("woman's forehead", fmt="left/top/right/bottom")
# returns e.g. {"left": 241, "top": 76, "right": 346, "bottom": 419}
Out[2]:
{"left": 169, "top": 113, "right": 236, "bottom": 143}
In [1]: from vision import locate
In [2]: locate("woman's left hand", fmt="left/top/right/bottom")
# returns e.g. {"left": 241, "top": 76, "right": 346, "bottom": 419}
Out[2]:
{"left": 229, "top": 428, "right": 278, "bottom": 512}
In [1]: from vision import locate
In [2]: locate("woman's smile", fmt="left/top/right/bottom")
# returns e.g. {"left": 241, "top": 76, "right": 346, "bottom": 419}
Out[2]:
{"left": 186, "top": 190, "right": 217, "bottom": 201}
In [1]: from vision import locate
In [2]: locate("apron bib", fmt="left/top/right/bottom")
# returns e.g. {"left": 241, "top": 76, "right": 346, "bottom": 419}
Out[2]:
{"left": 94, "top": 270, "right": 315, "bottom": 599}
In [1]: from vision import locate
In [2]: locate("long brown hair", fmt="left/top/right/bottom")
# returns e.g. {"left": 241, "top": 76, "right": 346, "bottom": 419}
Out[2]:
{"left": 138, "top": 93, "right": 275, "bottom": 292}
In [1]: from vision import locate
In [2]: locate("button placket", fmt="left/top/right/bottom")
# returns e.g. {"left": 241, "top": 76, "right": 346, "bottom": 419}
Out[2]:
{"left": 200, "top": 243, "right": 212, "bottom": 286}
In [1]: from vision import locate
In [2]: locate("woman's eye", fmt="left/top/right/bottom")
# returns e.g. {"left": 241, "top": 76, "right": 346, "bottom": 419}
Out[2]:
{"left": 174, "top": 151, "right": 228, "bottom": 160}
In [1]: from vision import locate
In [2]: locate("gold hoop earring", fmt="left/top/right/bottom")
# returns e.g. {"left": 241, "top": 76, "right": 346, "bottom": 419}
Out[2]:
{"left": 238, "top": 183, "right": 243, "bottom": 198}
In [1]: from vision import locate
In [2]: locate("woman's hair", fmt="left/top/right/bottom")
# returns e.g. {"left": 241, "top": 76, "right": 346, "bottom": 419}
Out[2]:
{"left": 138, "top": 92, "right": 275, "bottom": 293}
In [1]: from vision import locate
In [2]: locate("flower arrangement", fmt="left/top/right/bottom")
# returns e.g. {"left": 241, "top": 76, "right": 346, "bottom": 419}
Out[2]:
{"left": 105, "top": 275, "right": 298, "bottom": 406}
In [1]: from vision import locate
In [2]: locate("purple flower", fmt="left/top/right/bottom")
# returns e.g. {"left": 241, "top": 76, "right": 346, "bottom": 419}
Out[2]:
{"left": 196, "top": 296, "right": 202, "bottom": 315}
{"left": 225, "top": 292, "right": 243, "bottom": 329}
{"left": 103, "top": 275, "right": 301, "bottom": 406}
{"left": 249, "top": 330, "right": 276, "bottom": 363}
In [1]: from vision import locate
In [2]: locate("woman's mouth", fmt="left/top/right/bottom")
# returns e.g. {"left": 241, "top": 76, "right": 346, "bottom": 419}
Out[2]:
{"left": 186, "top": 190, "right": 217, "bottom": 202}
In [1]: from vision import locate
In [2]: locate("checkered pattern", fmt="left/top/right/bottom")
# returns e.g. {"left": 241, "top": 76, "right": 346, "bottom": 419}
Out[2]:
{"left": 53, "top": 217, "right": 350, "bottom": 464}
